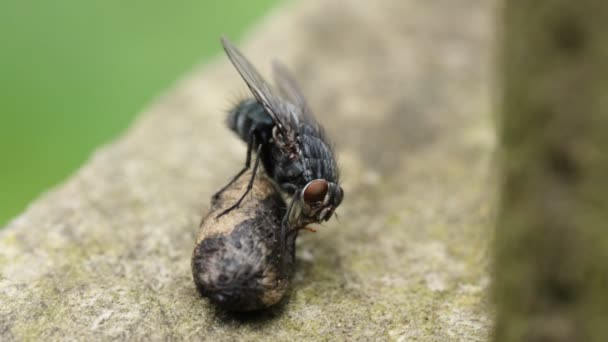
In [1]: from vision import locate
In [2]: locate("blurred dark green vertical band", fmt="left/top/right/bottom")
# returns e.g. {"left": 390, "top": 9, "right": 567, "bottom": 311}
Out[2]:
{"left": 495, "top": 1, "right": 608, "bottom": 341}
{"left": 0, "top": 0, "right": 280, "bottom": 227}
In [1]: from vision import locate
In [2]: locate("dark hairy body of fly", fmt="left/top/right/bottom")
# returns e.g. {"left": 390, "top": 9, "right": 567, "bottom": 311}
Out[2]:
{"left": 227, "top": 99, "right": 339, "bottom": 192}
{"left": 217, "top": 37, "right": 344, "bottom": 262}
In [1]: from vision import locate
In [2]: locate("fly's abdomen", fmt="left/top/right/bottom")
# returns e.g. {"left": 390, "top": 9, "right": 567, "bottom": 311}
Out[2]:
{"left": 227, "top": 99, "right": 274, "bottom": 143}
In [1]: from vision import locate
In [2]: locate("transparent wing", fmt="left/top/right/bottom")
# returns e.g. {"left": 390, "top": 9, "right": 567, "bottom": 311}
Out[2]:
{"left": 221, "top": 37, "right": 296, "bottom": 141}
{"left": 272, "top": 61, "right": 313, "bottom": 118}
{"left": 273, "top": 60, "right": 328, "bottom": 138}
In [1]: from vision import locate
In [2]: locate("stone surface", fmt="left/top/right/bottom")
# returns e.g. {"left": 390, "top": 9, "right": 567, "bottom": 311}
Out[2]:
{"left": 0, "top": 0, "right": 497, "bottom": 340}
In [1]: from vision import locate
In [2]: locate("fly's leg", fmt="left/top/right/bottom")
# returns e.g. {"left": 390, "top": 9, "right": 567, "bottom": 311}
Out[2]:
{"left": 216, "top": 143, "right": 263, "bottom": 219}
{"left": 279, "top": 192, "right": 299, "bottom": 274}
{"left": 212, "top": 132, "right": 256, "bottom": 202}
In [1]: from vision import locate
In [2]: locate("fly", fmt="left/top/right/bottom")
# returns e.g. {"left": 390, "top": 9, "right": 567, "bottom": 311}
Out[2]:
{"left": 215, "top": 37, "right": 344, "bottom": 262}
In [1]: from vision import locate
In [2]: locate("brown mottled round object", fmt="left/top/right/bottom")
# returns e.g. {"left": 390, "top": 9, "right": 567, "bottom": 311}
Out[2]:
{"left": 192, "top": 172, "right": 297, "bottom": 311}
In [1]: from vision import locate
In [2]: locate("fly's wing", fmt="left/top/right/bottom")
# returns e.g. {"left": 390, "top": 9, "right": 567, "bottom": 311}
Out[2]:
{"left": 221, "top": 37, "right": 298, "bottom": 144}
{"left": 272, "top": 61, "right": 319, "bottom": 127}
{"left": 272, "top": 60, "right": 334, "bottom": 148}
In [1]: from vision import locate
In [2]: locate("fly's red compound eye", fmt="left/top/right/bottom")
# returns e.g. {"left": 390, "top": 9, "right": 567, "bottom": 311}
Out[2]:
{"left": 303, "top": 179, "right": 328, "bottom": 204}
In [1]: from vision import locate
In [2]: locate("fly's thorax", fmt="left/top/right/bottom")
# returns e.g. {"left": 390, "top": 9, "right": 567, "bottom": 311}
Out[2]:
{"left": 268, "top": 154, "right": 306, "bottom": 189}
{"left": 298, "top": 133, "right": 339, "bottom": 183}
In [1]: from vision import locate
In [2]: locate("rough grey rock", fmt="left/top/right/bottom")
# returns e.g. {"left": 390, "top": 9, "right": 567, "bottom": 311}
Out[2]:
{"left": 0, "top": 0, "right": 497, "bottom": 340}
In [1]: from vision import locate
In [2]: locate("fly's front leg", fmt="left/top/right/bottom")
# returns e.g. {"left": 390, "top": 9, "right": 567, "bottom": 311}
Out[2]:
{"left": 212, "top": 132, "right": 256, "bottom": 202}
{"left": 279, "top": 191, "right": 299, "bottom": 274}
{"left": 216, "top": 143, "right": 263, "bottom": 219}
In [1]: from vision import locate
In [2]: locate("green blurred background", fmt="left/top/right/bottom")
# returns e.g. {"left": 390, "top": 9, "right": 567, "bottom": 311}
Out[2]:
{"left": 0, "top": 0, "right": 281, "bottom": 227}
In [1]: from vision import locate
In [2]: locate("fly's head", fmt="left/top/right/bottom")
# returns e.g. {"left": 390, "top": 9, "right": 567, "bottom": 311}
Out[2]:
{"left": 295, "top": 179, "right": 343, "bottom": 226}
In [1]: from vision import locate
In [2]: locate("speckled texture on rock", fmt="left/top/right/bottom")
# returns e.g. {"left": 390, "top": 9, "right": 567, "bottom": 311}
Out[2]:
{"left": 0, "top": 0, "right": 497, "bottom": 340}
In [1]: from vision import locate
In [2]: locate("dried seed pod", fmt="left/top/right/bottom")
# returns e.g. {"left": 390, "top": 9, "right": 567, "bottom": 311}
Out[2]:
{"left": 192, "top": 172, "right": 297, "bottom": 311}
